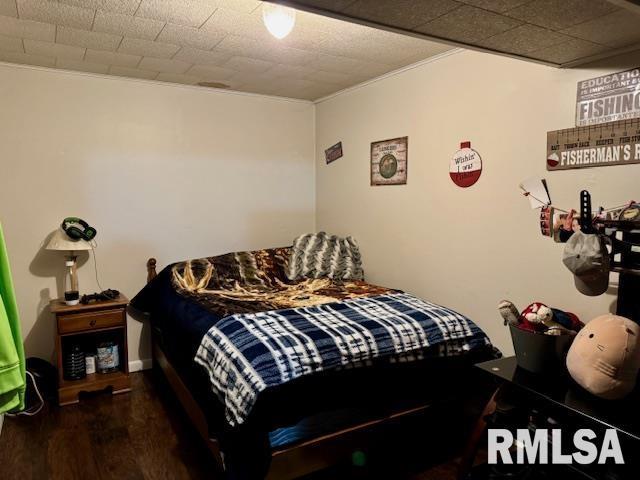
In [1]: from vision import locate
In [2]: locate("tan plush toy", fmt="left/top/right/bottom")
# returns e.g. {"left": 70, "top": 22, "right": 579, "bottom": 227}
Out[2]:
{"left": 566, "top": 314, "right": 640, "bottom": 400}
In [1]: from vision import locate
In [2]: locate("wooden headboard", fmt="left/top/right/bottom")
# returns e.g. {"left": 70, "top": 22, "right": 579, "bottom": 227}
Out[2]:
{"left": 147, "top": 258, "right": 157, "bottom": 283}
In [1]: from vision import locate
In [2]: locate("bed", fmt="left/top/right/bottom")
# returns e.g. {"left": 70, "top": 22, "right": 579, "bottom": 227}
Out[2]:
{"left": 131, "top": 245, "right": 498, "bottom": 479}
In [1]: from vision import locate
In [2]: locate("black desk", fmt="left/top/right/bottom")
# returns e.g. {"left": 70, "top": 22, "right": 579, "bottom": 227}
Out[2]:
{"left": 459, "top": 356, "right": 639, "bottom": 480}
{"left": 477, "top": 356, "right": 640, "bottom": 443}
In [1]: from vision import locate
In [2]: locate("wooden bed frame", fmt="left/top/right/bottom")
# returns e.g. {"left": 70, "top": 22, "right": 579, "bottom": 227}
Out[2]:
{"left": 145, "top": 257, "right": 483, "bottom": 479}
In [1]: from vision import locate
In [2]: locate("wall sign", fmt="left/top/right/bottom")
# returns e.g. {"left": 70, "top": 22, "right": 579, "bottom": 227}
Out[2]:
{"left": 450, "top": 141, "right": 482, "bottom": 188}
{"left": 325, "top": 142, "right": 343, "bottom": 164}
{"left": 547, "top": 119, "right": 640, "bottom": 171}
{"left": 370, "top": 136, "right": 407, "bottom": 186}
{"left": 576, "top": 67, "right": 640, "bottom": 127}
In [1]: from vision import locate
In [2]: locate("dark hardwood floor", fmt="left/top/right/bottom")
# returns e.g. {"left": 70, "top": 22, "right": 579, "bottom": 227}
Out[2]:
{"left": 0, "top": 371, "right": 471, "bottom": 480}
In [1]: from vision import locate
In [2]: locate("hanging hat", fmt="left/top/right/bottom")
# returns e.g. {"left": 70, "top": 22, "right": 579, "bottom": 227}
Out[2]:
{"left": 562, "top": 231, "right": 609, "bottom": 296}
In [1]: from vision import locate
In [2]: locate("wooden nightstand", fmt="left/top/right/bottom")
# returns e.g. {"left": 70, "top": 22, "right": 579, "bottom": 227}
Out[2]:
{"left": 50, "top": 294, "right": 131, "bottom": 406}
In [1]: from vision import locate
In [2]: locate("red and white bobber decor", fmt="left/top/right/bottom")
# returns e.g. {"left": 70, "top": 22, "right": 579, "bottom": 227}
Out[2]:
{"left": 450, "top": 141, "right": 482, "bottom": 188}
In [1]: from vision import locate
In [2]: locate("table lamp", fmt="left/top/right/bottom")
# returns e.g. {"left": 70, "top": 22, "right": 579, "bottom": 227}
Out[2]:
{"left": 46, "top": 229, "right": 92, "bottom": 305}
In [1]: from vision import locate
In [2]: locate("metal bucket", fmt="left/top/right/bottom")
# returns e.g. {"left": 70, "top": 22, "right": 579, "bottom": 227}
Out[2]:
{"left": 509, "top": 324, "right": 574, "bottom": 374}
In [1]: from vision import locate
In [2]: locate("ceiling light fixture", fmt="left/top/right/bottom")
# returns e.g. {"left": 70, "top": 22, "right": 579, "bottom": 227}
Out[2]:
{"left": 262, "top": 3, "right": 296, "bottom": 39}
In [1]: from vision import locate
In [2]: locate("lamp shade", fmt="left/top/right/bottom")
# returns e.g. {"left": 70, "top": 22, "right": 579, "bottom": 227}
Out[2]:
{"left": 45, "top": 229, "right": 92, "bottom": 252}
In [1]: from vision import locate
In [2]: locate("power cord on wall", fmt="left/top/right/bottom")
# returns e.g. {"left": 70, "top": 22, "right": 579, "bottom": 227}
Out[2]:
{"left": 89, "top": 239, "right": 104, "bottom": 292}
{"left": 82, "top": 240, "right": 120, "bottom": 304}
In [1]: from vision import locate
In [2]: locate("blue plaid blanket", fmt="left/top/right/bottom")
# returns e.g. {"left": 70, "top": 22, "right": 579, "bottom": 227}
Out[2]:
{"left": 195, "top": 292, "right": 490, "bottom": 426}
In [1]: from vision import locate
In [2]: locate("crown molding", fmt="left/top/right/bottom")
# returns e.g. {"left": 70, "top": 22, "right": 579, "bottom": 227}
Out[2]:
{"left": 0, "top": 61, "right": 314, "bottom": 105}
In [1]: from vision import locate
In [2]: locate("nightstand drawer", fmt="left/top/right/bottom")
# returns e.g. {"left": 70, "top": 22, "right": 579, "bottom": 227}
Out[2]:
{"left": 58, "top": 309, "right": 125, "bottom": 334}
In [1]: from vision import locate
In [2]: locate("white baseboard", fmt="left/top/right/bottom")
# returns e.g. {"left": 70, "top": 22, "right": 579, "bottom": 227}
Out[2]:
{"left": 129, "top": 358, "right": 153, "bottom": 372}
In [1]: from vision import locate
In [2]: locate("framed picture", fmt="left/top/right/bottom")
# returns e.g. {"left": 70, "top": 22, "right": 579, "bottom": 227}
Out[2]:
{"left": 371, "top": 136, "right": 408, "bottom": 186}
{"left": 325, "top": 142, "right": 343, "bottom": 164}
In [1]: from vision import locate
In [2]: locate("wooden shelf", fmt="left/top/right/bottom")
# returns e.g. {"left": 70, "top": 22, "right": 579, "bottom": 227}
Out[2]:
{"left": 60, "top": 370, "right": 126, "bottom": 388}
{"left": 59, "top": 370, "right": 131, "bottom": 406}
{"left": 50, "top": 294, "right": 128, "bottom": 314}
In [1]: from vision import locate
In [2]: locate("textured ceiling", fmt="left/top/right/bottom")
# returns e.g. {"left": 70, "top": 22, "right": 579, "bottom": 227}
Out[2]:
{"left": 279, "top": 0, "right": 640, "bottom": 67}
{"left": 0, "top": 0, "right": 453, "bottom": 100}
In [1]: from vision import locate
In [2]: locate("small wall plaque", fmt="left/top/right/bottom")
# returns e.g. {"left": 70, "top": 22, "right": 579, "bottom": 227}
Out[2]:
{"left": 325, "top": 142, "right": 343, "bottom": 164}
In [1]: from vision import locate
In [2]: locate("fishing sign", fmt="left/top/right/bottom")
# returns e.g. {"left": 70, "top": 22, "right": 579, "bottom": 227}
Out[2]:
{"left": 450, "top": 141, "right": 482, "bottom": 187}
{"left": 576, "top": 67, "right": 640, "bottom": 127}
{"left": 547, "top": 119, "right": 640, "bottom": 171}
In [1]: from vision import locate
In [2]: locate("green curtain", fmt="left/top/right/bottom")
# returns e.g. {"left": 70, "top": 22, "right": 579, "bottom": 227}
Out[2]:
{"left": 0, "top": 222, "right": 25, "bottom": 413}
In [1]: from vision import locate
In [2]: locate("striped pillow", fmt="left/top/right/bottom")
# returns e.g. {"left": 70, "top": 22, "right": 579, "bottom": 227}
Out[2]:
{"left": 287, "top": 232, "right": 364, "bottom": 281}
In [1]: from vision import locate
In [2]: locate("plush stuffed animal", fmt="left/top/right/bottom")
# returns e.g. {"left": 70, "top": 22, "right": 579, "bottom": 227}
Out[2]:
{"left": 551, "top": 308, "right": 582, "bottom": 332}
{"left": 566, "top": 314, "right": 640, "bottom": 400}
{"left": 498, "top": 300, "right": 521, "bottom": 326}
{"left": 498, "top": 300, "right": 539, "bottom": 332}
{"left": 521, "top": 302, "right": 562, "bottom": 334}
{"left": 499, "top": 300, "right": 582, "bottom": 336}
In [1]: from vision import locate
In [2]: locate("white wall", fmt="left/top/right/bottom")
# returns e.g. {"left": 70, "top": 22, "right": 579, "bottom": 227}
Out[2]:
{"left": 3, "top": 47, "right": 639, "bottom": 366}
{"left": 315, "top": 49, "right": 640, "bottom": 355}
{"left": 0, "top": 64, "right": 316, "bottom": 367}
